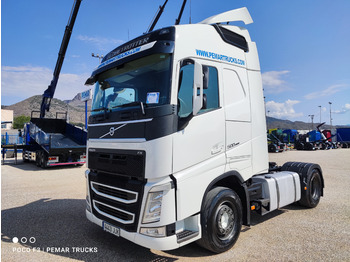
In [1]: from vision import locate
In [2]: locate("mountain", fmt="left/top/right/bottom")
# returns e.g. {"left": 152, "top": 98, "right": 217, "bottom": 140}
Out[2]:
{"left": 64, "top": 93, "right": 92, "bottom": 109}
{"left": 266, "top": 116, "right": 335, "bottom": 130}
{"left": 3, "top": 95, "right": 88, "bottom": 125}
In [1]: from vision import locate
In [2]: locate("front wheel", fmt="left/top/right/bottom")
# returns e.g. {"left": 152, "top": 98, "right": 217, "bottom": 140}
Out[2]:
{"left": 197, "top": 187, "right": 242, "bottom": 253}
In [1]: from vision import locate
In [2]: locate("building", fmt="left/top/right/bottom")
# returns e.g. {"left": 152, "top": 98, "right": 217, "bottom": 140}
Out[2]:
{"left": 1, "top": 109, "right": 14, "bottom": 130}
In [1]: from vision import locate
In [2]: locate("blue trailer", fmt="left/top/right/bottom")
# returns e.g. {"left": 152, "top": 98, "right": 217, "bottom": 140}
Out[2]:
{"left": 22, "top": 113, "right": 86, "bottom": 168}
{"left": 337, "top": 128, "right": 350, "bottom": 148}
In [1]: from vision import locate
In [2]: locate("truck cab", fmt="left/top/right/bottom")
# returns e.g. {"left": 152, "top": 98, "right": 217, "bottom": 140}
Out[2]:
{"left": 85, "top": 8, "right": 323, "bottom": 253}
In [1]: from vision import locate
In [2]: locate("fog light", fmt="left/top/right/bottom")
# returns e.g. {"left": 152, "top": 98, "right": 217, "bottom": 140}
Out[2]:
{"left": 140, "top": 226, "right": 166, "bottom": 238}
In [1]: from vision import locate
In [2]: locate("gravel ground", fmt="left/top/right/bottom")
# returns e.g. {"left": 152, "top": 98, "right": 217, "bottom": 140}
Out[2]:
{"left": 1, "top": 149, "right": 350, "bottom": 262}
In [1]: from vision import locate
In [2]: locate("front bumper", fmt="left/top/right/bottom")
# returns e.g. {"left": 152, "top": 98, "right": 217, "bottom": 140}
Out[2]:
{"left": 86, "top": 209, "right": 192, "bottom": 251}
{"left": 85, "top": 168, "right": 202, "bottom": 250}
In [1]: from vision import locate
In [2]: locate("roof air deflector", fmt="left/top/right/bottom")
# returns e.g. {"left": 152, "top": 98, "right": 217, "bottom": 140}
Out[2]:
{"left": 198, "top": 7, "right": 253, "bottom": 25}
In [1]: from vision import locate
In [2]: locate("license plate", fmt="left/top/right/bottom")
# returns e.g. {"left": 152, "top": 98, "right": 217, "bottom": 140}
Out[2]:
{"left": 103, "top": 221, "right": 120, "bottom": 237}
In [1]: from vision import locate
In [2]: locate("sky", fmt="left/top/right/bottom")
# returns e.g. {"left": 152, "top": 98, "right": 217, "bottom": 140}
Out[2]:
{"left": 1, "top": 0, "right": 350, "bottom": 125}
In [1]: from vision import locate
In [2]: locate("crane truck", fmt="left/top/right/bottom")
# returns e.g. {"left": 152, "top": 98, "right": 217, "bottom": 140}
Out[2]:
{"left": 22, "top": 0, "right": 87, "bottom": 168}
{"left": 84, "top": 7, "right": 324, "bottom": 253}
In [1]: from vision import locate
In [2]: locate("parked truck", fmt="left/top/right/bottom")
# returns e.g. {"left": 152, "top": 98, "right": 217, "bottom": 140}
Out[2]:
{"left": 22, "top": 112, "right": 86, "bottom": 167}
{"left": 84, "top": 7, "right": 324, "bottom": 253}
{"left": 267, "top": 128, "right": 286, "bottom": 152}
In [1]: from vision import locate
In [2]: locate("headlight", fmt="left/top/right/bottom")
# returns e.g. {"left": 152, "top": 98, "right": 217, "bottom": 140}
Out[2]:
{"left": 142, "top": 191, "right": 163, "bottom": 223}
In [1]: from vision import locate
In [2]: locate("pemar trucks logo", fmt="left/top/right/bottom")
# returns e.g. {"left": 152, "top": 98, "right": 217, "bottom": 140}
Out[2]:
{"left": 195, "top": 49, "right": 245, "bottom": 66}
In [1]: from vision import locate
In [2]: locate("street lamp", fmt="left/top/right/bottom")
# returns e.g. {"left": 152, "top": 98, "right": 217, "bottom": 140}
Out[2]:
{"left": 328, "top": 102, "right": 332, "bottom": 128}
{"left": 318, "top": 105, "right": 322, "bottom": 123}
{"left": 308, "top": 114, "right": 314, "bottom": 130}
{"left": 92, "top": 53, "right": 104, "bottom": 63}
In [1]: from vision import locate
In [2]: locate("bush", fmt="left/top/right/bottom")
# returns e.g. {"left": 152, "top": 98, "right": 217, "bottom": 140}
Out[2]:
{"left": 13, "top": 115, "right": 31, "bottom": 129}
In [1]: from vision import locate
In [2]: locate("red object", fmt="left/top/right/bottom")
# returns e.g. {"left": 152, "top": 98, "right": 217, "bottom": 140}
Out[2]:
{"left": 322, "top": 130, "right": 332, "bottom": 142}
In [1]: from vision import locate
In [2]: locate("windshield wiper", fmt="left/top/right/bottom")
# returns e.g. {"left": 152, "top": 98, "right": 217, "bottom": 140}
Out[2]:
{"left": 111, "top": 101, "right": 146, "bottom": 115}
{"left": 91, "top": 107, "right": 108, "bottom": 112}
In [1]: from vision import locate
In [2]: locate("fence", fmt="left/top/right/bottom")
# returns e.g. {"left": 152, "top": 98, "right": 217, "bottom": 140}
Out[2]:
{"left": 1, "top": 133, "right": 23, "bottom": 145}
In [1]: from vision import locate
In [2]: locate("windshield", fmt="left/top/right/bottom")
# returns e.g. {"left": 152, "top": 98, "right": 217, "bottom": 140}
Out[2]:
{"left": 91, "top": 53, "right": 172, "bottom": 114}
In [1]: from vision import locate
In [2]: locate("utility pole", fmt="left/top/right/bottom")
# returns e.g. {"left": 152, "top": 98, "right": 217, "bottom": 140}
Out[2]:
{"left": 329, "top": 102, "right": 332, "bottom": 128}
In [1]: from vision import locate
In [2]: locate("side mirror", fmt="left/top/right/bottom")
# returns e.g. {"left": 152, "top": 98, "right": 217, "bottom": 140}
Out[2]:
{"left": 193, "top": 61, "right": 203, "bottom": 115}
{"left": 85, "top": 75, "right": 97, "bottom": 86}
{"left": 203, "top": 65, "right": 209, "bottom": 90}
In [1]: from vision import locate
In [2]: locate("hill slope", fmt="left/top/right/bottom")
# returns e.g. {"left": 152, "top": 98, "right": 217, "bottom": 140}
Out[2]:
{"left": 3, "top": 95, "right": 88, "bottom": 125}
{"left": 266, "top": 116, "right": 333, "bottom": 130}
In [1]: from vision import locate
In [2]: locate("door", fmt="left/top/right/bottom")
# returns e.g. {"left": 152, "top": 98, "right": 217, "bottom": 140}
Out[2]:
{"left": 173, "top": 59, "right": 225, "bottom": 174}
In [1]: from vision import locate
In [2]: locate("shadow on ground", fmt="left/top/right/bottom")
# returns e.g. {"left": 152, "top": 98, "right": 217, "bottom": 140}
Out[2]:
{"left": 1, "top": 191, "right": 305, "bottom": 261}
{"left": 1, "top": 158, "right": 84, "bottom": 172}
{"left": 1, "top": 198, "right": 177, "bottom": 262}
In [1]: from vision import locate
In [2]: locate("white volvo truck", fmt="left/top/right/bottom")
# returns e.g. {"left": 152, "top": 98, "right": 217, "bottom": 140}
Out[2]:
{"left": 85, "top": 8, "right": 324, "bottom": 253}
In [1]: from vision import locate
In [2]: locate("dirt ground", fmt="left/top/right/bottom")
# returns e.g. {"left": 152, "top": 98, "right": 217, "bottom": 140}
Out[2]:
{"left": 1, "top": 149, "right": 350, "bottom": 262}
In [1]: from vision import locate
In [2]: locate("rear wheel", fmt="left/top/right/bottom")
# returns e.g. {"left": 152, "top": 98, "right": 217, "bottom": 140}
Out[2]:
{"left": 35, "top": 151, "right": 41, "bottom": 167}
{"left": 299, "top": 169, "right": 322, "bottom": 208}
{"left": 40, "top": 152, "right": 48, "bottom": 168}
{"left": 197, "top": 187, "right": 242, "bottom": 253}
{"left": 268, "top": 144, "right": 277, "bottom": 153}
{"left": 295, "top": 142, "right": 304, "bottom": 150}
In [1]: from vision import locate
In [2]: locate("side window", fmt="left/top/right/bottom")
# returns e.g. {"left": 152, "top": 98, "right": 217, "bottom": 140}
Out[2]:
{"left": 177, "top": 61, "right": 219, "bottom": 118}
{"left": 201, "top": 66, "right": 219, "bottom": 113}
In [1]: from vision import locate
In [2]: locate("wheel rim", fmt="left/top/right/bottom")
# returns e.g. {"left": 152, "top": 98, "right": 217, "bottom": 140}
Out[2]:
{"left": 310, "top": 172, "right": 321, "bottom": 201}
{"left": 216, "top": 202, "right": 235, "bottom": 241}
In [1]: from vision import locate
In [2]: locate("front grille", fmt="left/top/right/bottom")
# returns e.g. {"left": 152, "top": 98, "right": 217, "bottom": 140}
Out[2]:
{"left": 88, "top": 149, "right": 145, "bottom": 179}
{"left": 89, "top": 169, "right": 146, "bottom": 232}
{"left": 93, "top": 200, "right": 134, "bottom": 224}
{"left": 91, "top": 181, "right": 138, "bottom": 204}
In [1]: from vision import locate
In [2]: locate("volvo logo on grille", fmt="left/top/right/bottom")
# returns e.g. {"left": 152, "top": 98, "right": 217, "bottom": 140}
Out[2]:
{"left": 100, "top": 124, "right": 127, "bottom": 138}
{"left": 109, "top": 127, "right": 116, "bottom": 136}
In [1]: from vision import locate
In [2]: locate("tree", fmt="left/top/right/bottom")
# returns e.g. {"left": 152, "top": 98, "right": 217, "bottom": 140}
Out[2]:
{"left": 13, "top": 115, "right": 30, "bottom": 129}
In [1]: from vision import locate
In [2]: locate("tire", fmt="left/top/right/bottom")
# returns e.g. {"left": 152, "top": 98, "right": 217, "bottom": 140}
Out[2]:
{"left": 268, "top": 144, "right": 277, "bottom": 153}
{"left": 295, "top": 142, "right": 304, "bottom": 150}
{"left": 281, "top": 162, "right": 324, "bottom": 208}
{"left": 197, "top": 187, "right": 242, "bottom": 253}
{"left": 40, "top": 152, "right": 48, "bottom": 169}
{"left": 305, "top": 142, "right": 315, "bottom": 151}
{"left": 35, "top": 151, "right": 41, "bottom": 167}
{"left": 299, "top": 169, "right": 322, "bottom": 208}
